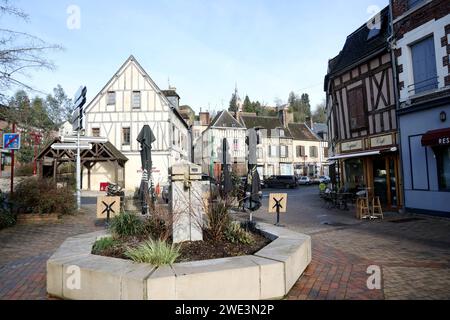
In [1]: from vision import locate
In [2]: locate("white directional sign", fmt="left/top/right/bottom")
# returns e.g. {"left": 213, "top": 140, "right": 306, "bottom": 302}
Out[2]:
{"left": 61, "top": 136, "right": 108, "bottom": 143}
{"left": 51, "top": 143, "right": 92, "bottom": 150}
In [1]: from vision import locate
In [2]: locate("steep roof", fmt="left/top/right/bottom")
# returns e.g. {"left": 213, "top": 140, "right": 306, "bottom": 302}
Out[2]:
{"left": 327, "top": 6, "right": 390, "bottom": 77}
{"left": 240, "top": 115, "right": 293, "bottom": 138}
{"left": 84, "top": 55, "right": 189, "bottom": 129}
{"left": 288, "top": 123, "right": 319, "bottom": 142}
{"left": 210, "top": 110, "right": 244, "bottom": 129}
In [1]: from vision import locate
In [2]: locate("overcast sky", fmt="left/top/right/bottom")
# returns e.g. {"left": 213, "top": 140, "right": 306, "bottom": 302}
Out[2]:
{"left": 4, "top": 0, "right": 388, "bottom": 113}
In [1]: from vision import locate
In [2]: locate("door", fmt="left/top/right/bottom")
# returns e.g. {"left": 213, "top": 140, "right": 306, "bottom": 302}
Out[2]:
{"left": 372, "top": 155, "right": 401, "bottom": 210}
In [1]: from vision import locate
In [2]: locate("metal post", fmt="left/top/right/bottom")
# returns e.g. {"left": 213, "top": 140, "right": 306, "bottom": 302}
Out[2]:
{"left": 276, "top": 206, "right": 280, "bottom": 226}
{"left": 10, "top": 123, "right": 16, "bottom": 196}
{"left": 76, "top": 130, "right": 81, "bottom": 211}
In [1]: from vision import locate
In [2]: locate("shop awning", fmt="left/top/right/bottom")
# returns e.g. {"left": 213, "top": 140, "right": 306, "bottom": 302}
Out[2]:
{"left": 328, "top": 150, "right": 381, "bottom": 161}
{"left": 421, "top": 128, "right": 450, "bottom": 147}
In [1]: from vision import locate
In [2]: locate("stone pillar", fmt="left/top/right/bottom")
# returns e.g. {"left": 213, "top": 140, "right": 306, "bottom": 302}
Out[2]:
{"left": 170, "top": 162, "right": 207, "bottom": 244}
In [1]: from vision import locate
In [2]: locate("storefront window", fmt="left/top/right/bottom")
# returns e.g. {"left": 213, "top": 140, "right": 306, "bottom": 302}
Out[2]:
{"left": 436, "top": 146, "right": 450, "bottom": 191}
{"left": 344, "top": 159, "right": 365, "bottom": 191}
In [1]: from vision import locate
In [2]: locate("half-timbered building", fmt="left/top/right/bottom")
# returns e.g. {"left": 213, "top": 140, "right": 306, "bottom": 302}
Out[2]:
{"left": 83, "top": 55, "right": 189, "bottom": 192}
{"left": 324, "top": 6, "right": 403, "bottom": 210}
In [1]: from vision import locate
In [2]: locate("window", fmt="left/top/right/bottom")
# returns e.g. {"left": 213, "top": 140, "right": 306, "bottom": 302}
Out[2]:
{"left": 107, "top": 91, "right": 116, "bottom": 105}
{"left": 410, "top": 36, "right": 438, "bottom": 94}
{"left": 268, "top": 145, "right": 277, "bottom": 157}
{"left": 257, "top": 147, "right": 263, "bottom": 159}
{"left": 324, "top": 148, "right": 329, "bottom": 158}
{"left": 296, "top": 146, "right": 306, "bottom": 157}
{"left": 122, "top": 127, "right": 131, "bottom": 146}
{"left": 233, "top": 138, "right": 239, "bottom": 151}
{"left": 347, "top": 87, "right": 366, "bottom": 130}
{"left": 280, "top": 145, "right": 288, "bottom": 158}
{"left": 310, "top": 146, "right": 318, "bottom": 158}
{"left": 92, "top": 128, "right": 100, "bottom": 137}
{"left": 132, "top": 91, "right": 141, "bottom": 109}
{"left": 436, "top": 146, "right": 450, "bottom": 191}
{"left": 408, "top": 0, "right": 424, "bottom": 10}
{"left": 279, "top": 129, "right": 285, "bottom": 138}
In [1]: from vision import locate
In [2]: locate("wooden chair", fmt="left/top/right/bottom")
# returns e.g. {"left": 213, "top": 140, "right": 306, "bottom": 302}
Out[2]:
{"left": 371, "top": 197, "right": 384, "bottom": 220}
{"left": 356, "top": 197, "right": 370, "bottom": 219}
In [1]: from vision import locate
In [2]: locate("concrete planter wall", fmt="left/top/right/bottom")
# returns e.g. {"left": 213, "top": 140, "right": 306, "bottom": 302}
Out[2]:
{"left": 47, "top": 223, "right": 311, "bottom": 300}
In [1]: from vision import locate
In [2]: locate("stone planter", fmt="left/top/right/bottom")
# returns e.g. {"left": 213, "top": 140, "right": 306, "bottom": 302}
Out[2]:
{"left": 17, "top": 213, "right": 60, "bottom": 224}
{"left": 47, "top": 223, "right": 311, "bottom": 300}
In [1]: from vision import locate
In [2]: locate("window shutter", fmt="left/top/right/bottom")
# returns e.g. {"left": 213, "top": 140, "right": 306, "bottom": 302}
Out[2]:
{"left": 411, "top": 36, "right": 437, "bottom": 94}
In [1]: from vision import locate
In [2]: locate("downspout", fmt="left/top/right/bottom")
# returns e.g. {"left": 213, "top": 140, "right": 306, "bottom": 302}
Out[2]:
{"left": 388, "top": 0, "right": 406, "bottom": 213}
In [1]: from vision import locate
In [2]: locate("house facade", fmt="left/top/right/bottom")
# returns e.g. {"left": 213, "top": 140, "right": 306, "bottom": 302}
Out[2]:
{"left": 199, "top": 110, "right": 247, "bottom": 178}
{"left": 392, "top": 0, "right": 450, "bottom": 215}
{"left": 239, "top": 112, "right": 295, "bottom": 178}
{"left": 288, "top": 123, "right": 325, "bottom": 177}
{"left": 83, "top": 55, "right": 189, "bottom": 192}
{"left": 325, "top": 6, "right": 403, "bottom": 211}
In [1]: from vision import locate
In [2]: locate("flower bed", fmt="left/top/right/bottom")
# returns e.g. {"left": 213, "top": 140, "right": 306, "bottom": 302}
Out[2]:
{"left": 47, "top": 223, "right": 312, "bottom": 300}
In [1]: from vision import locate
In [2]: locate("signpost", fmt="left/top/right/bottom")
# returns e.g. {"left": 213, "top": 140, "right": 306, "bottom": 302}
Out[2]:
{"left": 269, "top": 193, "right": 287, "bottom": 226}
{"left": 96, "top": 196, "right": 120, "bottom": 222}
{"left": 3, "top": 125, "right": 20, "bottom": 195}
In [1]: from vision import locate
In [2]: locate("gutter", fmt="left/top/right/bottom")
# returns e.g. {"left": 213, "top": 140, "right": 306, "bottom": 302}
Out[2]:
{"left": 388, "top": 0, "right": 406, "bottom": 213}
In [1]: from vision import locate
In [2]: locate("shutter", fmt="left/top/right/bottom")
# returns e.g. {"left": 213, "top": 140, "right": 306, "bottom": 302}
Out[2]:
{"left": 411, "top": 36, "right": 437, "bottom": 93}
{"left": 347, "top": 87, "right": 366, "bottom": 130}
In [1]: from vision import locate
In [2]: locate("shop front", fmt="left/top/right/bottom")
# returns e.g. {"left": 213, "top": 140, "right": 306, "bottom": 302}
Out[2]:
{"left": 329, "top": 134, "right": 403, "bottom": 211}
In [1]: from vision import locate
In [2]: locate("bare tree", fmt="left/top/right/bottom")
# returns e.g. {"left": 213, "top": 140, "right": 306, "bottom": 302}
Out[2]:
{"left": 0, "top": 0, "right": 62, "bottom": 102}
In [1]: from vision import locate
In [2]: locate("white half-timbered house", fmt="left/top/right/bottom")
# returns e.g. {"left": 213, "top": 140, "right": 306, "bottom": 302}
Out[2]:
{"left": 83, "top": 55, "right": 189, "bottom": 192}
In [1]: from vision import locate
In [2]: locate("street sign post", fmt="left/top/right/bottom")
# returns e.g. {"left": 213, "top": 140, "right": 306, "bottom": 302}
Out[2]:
{"left": 269, "top": 193, "right": 287, "bottom": 226}
{"left": 3, "top": 133, "right": 21, "bottom": 150}
{"left": 69, "top": 86, "right": 87, "bottom": 211}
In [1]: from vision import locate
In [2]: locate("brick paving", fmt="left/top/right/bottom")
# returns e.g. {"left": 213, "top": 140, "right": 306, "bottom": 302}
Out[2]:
{"left": 1, "top": 189, "right": 449, "bottom": 300}
{"left": 0, "top": 205, "right": 102, "bottom": 300}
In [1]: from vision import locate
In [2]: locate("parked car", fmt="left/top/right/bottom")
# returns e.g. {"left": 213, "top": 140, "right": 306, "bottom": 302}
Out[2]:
{"left": 318, "top": 176, "right": 331, "bottom": 184}
{"left": 264, "top": 176, "right": 298, "bottom": 189}
{"left": 297, "top": 176, "right": 311, "bottom": 185}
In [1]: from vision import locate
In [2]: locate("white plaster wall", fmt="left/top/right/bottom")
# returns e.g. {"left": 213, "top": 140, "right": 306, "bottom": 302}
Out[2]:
{"left": 397, "top": 14, "right": 450, "bottom": 102}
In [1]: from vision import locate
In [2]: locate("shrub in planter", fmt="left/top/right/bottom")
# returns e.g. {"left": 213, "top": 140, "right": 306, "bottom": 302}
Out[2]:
{"left": 92, "top": 237, "right": 120, "bottom": 256}
{"left": 205, "top": 200, "right": 231, "bottom": 241}
{"left": 12, "top": 178, "right": 76, "bottom": 215}
{"left": 225, "top": 222, "right": 255, "bottom": 245}
{"left": 109, "top": 212, "right": 144, "bottom": 238}
{"left": 125, "top": 239, "right": 180, "bottom": 266}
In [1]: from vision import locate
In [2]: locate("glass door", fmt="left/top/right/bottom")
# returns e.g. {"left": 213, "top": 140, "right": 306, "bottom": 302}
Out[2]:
{"left": 372, "top": 157, "right": 388, "bottom": 207}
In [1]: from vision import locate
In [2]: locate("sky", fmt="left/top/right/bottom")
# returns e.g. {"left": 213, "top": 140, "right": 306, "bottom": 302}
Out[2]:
{"left": 3, "top": 0, "right": 389, "bottom": 113}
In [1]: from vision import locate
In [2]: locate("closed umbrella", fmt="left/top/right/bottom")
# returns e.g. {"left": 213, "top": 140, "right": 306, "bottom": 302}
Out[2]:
{"left": 137, "top": 125, "right": 156, "bottom": 215}
{"left": 222, "top": 138, "right": 233, "bottom": 197}
{"left": 245, "top": 129, "right": 262, "bottom": 214}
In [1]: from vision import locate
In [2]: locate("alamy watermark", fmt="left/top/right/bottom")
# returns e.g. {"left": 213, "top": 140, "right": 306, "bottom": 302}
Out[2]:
{"left": 67, "top": 5, "right": 81, "bottom": 30}
{"left": 366, "top": 265, "right": 382, "bottom": 290}
{"left": 66, "top": 265, "right": 81, "bottom": 290}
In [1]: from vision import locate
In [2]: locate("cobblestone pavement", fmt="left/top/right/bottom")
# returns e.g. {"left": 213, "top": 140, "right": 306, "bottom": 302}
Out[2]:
{"left": 0, "top": 203, "right": 102, "bottom": 300}
{"left": 249, "top": 187, "right": 450, "bottom": 300}
{"left": 1, "top": 188, "right": 449, "bottom": 300}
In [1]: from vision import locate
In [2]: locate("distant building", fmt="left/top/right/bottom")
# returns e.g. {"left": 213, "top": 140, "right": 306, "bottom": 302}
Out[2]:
{"left": 198, "top": 110, "right": 247, "bottom": 178}
{"left": 193, "top": 112, "right": 211, "bottom": 166}
{"left": 59, "top": 121, "right": 73, "bottom": 137}
{"left": 239, "top": 110, "right": 295, "bottom": 178}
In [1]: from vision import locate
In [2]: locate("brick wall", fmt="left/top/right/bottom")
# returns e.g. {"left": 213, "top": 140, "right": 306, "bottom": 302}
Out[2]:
{"left": 392, "top": 0, "right": 450, "bottom": 40}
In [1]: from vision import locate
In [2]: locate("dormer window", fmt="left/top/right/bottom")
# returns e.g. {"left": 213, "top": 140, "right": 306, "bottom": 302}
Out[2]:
{"left": 279, "top": 129, "right": 285, "bottom": 137}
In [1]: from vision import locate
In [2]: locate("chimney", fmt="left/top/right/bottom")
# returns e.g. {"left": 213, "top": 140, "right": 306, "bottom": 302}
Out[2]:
{"left": 199, "top": 112, "right": 210, "bottom": 126}
{"left": 278, "top": 106, "right": 293, "bottom": 128}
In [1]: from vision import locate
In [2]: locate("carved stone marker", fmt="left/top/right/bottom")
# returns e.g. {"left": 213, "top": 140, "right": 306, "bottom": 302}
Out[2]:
{"left": 170, "top": 161, "right": 207, "bottom": 244}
